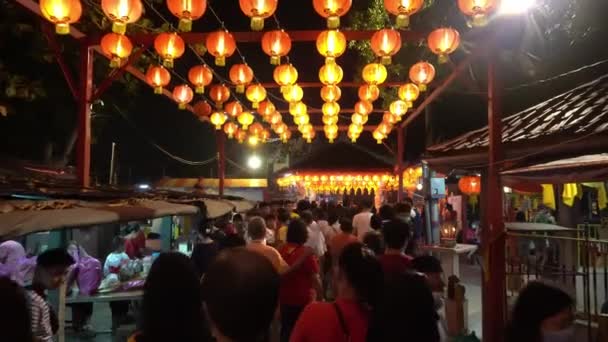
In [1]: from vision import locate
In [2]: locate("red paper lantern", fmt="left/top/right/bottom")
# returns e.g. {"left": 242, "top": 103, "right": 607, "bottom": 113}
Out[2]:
{"left": 258, "top": 101, "right": 276, "bottom": 121}
{"left": 167, "top": 0, "right": 207, "bottom": 32}
{"left": 354, "top": 100, "right": 373, "bottom": 115}
{"left": 209, "top": 84, "right": 231, "bottom": 108}
{"left": 312, "top": 0, "right": 352, "bottom": 29}
{"left": 246, "top": 84, "right": 267, "bottom": 109}
{"left": 229, "top": 64, "right": 254, "bottom": 93}
{"left": 172, "top": 84, "right": 194, "bottom": 110}
{"left": 320, "top": 85, "right": 341, "bottom": 102}
{"left": 239, "top": 0, "right": 278, "bottom": 31}
{"left": 100, "top": 33, "right": 133, "bottom": 68}
{"left": 223, "top": 121, "right": 238, "bottom": 138}
{"left": 458, "top": 175, "right": 481, "bottom": 195}
{"left": 427, "top": 28, "right": 460, "bottom": 64}
{"left": 225, "top": 101, "right": 243, "bottom": 118}
{"left": 409, "top": 61, "right": 435, "bottom": 92}
{"left": 145, "top": 65, "right": 171, "bottom": 94}
{"left": 193, "top": 100, "right": 212, "bottom": 119}
{"left": 154, "top": 33, "right": 185, "bottom": 68}
{"left": 358, "top": 84, "right": 380, "bottom": 102}
{"left": 101, "top": 0, "right": 142, "bottom": 34}
{"left": 370, "top": 28, "right": 402, "bottom": 65}
{"left": 261, "top": 30, "right": 292, "bottom": 65}
{"left": 188, "top": 65, "right": 213, "bottom": 94}
{"left": 384, "top": 0, "right": 423, "bottom": 28}
{"left": 40, "top": 0, "right": 82, "bottom": 34}
{"left": 458, "top": 0, "right": 498, "bottom": 27}
{"left": 273, "top": 64, "right": 298, "bottom": 92}
{"left": 206, "top": 30, "right": 236, "bottom": 66}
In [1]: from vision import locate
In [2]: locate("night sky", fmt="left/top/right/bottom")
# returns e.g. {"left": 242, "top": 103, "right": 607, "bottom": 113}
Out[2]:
{"left": 1, "top": 0, "right": 607, "bottom": 185}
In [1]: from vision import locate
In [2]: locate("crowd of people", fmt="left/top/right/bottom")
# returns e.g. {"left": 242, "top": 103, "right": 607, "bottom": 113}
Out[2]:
{"left": 0, "top": 198, "right": 580, "bottom": 342}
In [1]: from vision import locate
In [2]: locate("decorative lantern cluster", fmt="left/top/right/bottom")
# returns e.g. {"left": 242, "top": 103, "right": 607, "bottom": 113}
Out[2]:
{"left": 277, "top": 173, "right": 399, "bottom": 194}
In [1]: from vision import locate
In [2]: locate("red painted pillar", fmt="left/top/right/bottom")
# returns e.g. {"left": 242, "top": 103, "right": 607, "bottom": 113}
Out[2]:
{"left": 216, "top": 131, "right": 225, "bottom": 196}
{"left": 396, "top": 127, "right": 404, "bottom": 202}
{"left": 482, "top": 59, "right": 506, "bottom": 342}
{"left": 76, "top": 41, "right": 93, "bottom": 188}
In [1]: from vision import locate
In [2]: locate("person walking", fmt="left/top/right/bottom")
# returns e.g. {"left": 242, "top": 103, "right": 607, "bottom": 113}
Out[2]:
{"left": 353, "top": 199, "right": 373, "bottom": 241}
{"left": 378, "top": 219, "right": 413, "bottom": 275}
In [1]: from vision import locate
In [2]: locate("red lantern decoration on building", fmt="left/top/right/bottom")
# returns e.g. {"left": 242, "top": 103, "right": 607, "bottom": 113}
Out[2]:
{"left": 235, "top": 128, "right": 247, "bottom": 143}
{"left": 384, "top": 0, "right": 423, "bottom": 28}
{"left": 239, "top": 0, "right": 278, "bottom": 31}
{"left": 225, "top": 101, "right": 243, "bottom": 118}
{"left": 40, "top": 0, "right": 82, "bottom": 34}
{"left": 154, "top": 33, "right": 185, "bottom": 68}
{"left": 457, "top": 0, "right": 498, "bottom": 27}
{"left": 261, "top": 30, "right": 292, "bottom": 65}
{"left": 313, "top": 0, "right": 352, "bottom": 29}
{"left": 101, "top": 0, "right": 143, "bottom": 34}
{"left": 316, "top": 30, "right": 347, "bottom": 64}
{"left": 370, "top": 28, "right": 402, "bottom": 65}
{"left": 354, "top": 100, "right": 373, "bottom": 115}
{"left": 409, "top": 61, "right": 435, "bottom": 92}
{"left": 229, "top": 64, "right": 254, "bottom": 93}
{"left": 246, "top": 84, "right": 267, "bottom": 109}
{"left": 167, "top": 0, "right": 207, "bottom": 32}
{"left": 210, "top": 112, "right": 227, "bottom": 130}
{"left": 193, "top": 100, "right": 212, "bottom": 119}
{"left": 206, "top": 30, "right": 236, "bottom": 66}
{"left": 258, "top": 101, "right": 276, "bottom": 121}
{"left": 273, "top": 64, "right": 298, "bottom": 92}
{"left": 145, "top": 65, "right": 171, "bottom": 94}
{"left": 172, "top": 84, "right": 194, "bottom": 109}
{"left": 320, "top": 85, "right": 341, "bottom": 102}
{"left": 209, "top": 84, "right": 231, "bottom": 108}
{"left": 458, "top": 175, "right": 481, "bottom": 195}
{"left": 223, "top": 121, "right": 238, "bottom": 138}
{"left": 100, "top": 33, "right": 133, "bottom": 68}
{"left": 427, "top": 28, "right": 460, "bottom": 64}
{"left": 188, "top": 65, "right": 213, "bottom": 94}
{"left": 358, "top": 84, "right": 380, "bottom": 102}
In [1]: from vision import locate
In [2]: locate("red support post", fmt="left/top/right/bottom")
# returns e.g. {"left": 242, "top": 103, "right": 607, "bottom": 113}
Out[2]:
{"left": 216, "top": 132, "right": 225, "bottom": 197}
{"left": 482, "top": 59, "right": 506, "bottom": 342}
{"left": 41, "top": 22, "right": 78, "bottom": 101}
{"left": 76, "top": 41, "right": 94, "bottom": 188}
{"left": 396, "top": 127, "right": 405, "bottom": 202}
{"left": 91, "top": 47, "right": 147, "bottom": 102}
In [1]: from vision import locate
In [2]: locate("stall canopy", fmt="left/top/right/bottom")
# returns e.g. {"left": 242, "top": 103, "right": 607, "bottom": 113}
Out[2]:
{"left": 0, "top": 199, "right": 199, "bottom": 238}
{"left": 424, "top": 74, "right": 608, "bottom": 172}
{"left": 501, "top": 154, "right": 608, "bottom": 184}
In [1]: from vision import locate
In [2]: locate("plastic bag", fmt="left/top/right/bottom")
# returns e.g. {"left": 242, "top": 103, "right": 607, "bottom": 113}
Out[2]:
{"left": 75, "top": 256, "right": 102, "bottom": 295}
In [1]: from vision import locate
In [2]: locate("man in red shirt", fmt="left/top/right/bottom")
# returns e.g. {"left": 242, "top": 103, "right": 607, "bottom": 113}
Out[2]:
{"left": 378, "top": 219, "right": 413, "bottom": 275}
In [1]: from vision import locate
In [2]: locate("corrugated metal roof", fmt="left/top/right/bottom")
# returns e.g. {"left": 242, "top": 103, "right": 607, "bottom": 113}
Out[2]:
{"left": 427, "top": 74, "right": 608, "bottom": 154}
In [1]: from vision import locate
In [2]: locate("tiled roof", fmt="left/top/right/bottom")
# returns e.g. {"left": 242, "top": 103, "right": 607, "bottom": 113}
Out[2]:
{"left": 427, "top": 74, "right": 608, "bottom": 154}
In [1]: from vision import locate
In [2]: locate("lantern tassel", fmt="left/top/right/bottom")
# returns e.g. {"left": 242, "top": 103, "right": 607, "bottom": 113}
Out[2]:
{"left": 178, "top": 103, "right": 186, "bottom": 110}
{"left": 418, "top": 84, "right": 427, "bottom": 92}
{"left": 215, "top": 125, "right": 221, "bottom": 130}
{"left": 250, "top": 17, "right": 264, "bottom": 31}
{"left": 252, "top": 102, "right": 259, "bottom": 109}
{"left": 55, "top": 23, "right": 70, "bottom": 35}
{"left": 396, "top": 14, "right": 410, "bottom": 29}
{"left": 472, "top": 14, "right": 488, "bottom": 27}
{"left": 195, "top": 86, "right": 205, "bottom": 94}
{"left": 215, "top": 56, "right": 226, "bottom": 67}
{"left": 110, "top": 57, "right": 121, "bottom": 68}
{"left": 112, "top": 22, "right": 127, "bottom": 35}
{"left": 178, "top": 18, "right": 193, "bottom": 32}
{"left": 327, "top": 16, "right": 340, "bottom": 29}
{"left": 438, "top": 54, "right": 449, "bottom": 64}
{"left": 381, "top": 56, "right": 392, "bottom": 65}
{"left": 163, "top": 58, "right": 174, "bottom": 69}
{"left": 154, "top": 86, "right": 163, "bottom": 94}
{"left": 236, "top": 85, "right": 245, "bottom": 93}
{"left": 270, "top": 56, "right": 280, "bottom": 65}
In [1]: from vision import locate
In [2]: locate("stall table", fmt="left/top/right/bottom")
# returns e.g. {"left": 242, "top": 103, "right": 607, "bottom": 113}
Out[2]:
{"left": 421, "top": 244, "right": 478, "bottom": 278}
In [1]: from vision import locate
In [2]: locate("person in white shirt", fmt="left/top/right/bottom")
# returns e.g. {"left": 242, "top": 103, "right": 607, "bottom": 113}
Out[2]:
{"left": 353, "top": 199, "right": 374, "bottom": 241}
{"left": 300, "top": 210, "right": 326, "bottom": 257}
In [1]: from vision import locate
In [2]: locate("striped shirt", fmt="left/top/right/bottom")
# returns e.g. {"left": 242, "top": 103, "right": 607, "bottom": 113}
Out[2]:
{"left": 29, "top": 290, "right": 53, "bottom": 342}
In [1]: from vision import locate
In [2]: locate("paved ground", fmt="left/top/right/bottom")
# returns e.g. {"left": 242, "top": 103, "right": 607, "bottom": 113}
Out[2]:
{"left": 66, "top": 257, "right": 484, "bottom": 342}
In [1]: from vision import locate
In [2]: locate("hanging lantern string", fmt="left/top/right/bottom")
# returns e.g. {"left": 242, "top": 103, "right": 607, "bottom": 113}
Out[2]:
{"left": 206, "top": 4, "right": 305, "bottom": 109}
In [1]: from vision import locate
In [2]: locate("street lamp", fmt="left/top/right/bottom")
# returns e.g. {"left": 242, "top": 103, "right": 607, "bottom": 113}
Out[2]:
{"left": 247, "top": 155, "right": 262, "bottom": 170}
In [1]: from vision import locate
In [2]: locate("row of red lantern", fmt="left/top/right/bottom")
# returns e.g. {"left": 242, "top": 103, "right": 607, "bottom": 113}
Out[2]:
{"left": 40, "top": 0, "right": 498, "bottom": 37}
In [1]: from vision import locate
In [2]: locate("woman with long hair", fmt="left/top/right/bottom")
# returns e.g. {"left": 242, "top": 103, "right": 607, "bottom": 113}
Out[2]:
{"left": 129, "top": 252, "right": 212, "bottom": 342}
{"left": 506, "top": 282, "right": 574, "bottom": 342}
{"left": 290, "top": 242, "right": 384, "bottom": 342}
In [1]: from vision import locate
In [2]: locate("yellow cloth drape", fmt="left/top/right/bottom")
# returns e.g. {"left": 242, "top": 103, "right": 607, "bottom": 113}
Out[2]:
{"left": 582, "top": 182, "right": 608, "bottom": 210}
{"left": 562, "top": 183, "right": 583, "bottom": 207}
{"left": 541, "top": 184, "right": 556, "bottom": 210}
